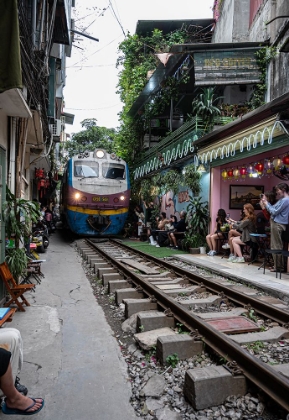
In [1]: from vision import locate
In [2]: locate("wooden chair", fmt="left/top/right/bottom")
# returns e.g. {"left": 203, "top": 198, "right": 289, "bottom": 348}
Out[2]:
{"left": 0, "top": 262, "right": 35, "bottom": 312}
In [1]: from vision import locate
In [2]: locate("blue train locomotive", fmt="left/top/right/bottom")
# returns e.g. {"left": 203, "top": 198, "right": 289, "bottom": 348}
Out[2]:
{"left": 60, "top": 149, "right": 130, "bottom": 236}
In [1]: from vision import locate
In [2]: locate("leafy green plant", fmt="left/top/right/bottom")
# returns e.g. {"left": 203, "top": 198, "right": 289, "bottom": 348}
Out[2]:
{"left": 166, "top": 353, "right": 179, "bottom": 368}
{"left": 139, "top": 325, "right": 144, "bottom": 332}
{"left": 161, "top": 169, "right": 182, "bottom": 194}
{"left": 248, "top": 46, "right": 278, "bottom": 109}
{"left": 182, "top": 232, "right": 207, "bottom": 250}
{"left": 5, "top": 248, "right": 28, "bottom": 281}
{"left": 182, "top": 164, "right": 202, "bottom": 196}
{"left": 247, "top": 309, "right": 258, "bottom": 323}
{"left": 246, "top": 341, "right": 264, "bottom": 353}
{"left": 191, "top": 87, "right": 223, "bottom": 130}
{"left": 2, "top": 187, "right": 41, "bottom": 280}
{"left": 176, "top": 323, "right": 189, "bottom": 334}
{"left": 186, "top": 196, "right": 210, "bottom": 238}
{"left": 145, "top": 346, "right": 156, "bottom": 361}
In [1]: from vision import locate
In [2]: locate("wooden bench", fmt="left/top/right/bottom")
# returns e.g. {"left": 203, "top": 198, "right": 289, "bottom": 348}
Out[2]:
{"left": 173, "top": 232, "right": 186, "bottom": 249}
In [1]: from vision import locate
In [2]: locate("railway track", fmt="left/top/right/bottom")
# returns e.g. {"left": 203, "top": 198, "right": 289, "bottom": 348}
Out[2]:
{"left": 78, "top": 238, "right": 289, "bottom": 414}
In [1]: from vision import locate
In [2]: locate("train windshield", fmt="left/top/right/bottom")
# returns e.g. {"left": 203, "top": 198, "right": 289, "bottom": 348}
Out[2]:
{"left": 102, "top": 163, "right": 125, "bottom": 179}
{"left": 74, "top": 161, "right": 99, "bottom": 178}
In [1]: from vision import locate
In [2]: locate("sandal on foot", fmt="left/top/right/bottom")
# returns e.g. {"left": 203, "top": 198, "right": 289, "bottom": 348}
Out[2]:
{"left": 2, "top": 398, "right": 44, "bottom": 416}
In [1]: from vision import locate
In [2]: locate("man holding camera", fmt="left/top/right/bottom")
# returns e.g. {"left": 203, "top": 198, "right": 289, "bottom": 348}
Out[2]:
{"left": 260, "top": 183, "right": 289, "bottom": 272}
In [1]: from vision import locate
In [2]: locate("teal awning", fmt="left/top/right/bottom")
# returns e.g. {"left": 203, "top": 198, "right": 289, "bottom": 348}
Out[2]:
{"left": 0, "top": 0, "right": 22, "bottom": 93}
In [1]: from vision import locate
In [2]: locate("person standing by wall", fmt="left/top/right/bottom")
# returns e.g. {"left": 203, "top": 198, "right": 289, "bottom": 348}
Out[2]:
{"left": 261, "top": 183, "right": 289, "bottom": 272}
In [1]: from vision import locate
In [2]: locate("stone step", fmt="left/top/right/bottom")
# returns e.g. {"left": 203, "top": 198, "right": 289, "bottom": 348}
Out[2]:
{"left": 97, "top": 267, "right": 115, "bottom": 278}
{"left": 123, "top": 298, "right": 158, "bottom": 318}
{"left": 184, "top": 365, "right": 247, "bottom": 410}
{"left": 115, "top": 288, "right": 145, "bottom": 306}
{"left": 134, "top": 327, "right": 176, "bottom": 350}
{"left": 228, "top": 326, "right": 289, "bottom": 344}
{"left": 108, "top": 280, "right": 131, "bottom": 293}
{"left": 136, "top": 311, "right": 175, "bottom": 332}
{"left": 156, "top": 334, "right": 203, "bottom": 365}
{"left": 102, "top": 272, "right": 124, "bottom": 286}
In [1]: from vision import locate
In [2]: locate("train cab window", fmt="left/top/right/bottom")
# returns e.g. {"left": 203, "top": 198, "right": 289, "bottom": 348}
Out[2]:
{"left": 102, "top": 163, "right": 125, "bottom": 179}
{"left": 74, "top": 161, "right": 99, "bottom": 177}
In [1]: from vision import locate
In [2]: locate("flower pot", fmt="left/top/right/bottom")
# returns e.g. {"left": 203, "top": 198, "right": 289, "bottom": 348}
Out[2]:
{"left": 199, "top": 246, "right": 206, "bottom": 254}
{"left": 189, "top": 247, "right": 200, "bottom": 254}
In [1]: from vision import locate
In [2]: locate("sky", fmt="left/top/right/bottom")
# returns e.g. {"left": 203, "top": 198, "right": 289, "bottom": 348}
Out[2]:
{"left": 64, "top": 0, "right": 214, "bottom": 136}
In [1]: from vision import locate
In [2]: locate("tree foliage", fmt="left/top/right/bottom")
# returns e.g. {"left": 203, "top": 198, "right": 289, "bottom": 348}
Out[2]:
{"left": 60, "top": 118, "right": 117, "bottom": 162}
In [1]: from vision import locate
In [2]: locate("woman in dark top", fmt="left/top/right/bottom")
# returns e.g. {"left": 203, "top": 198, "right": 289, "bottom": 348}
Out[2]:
{"left": 206, "top": 208, "right": 227, "bottom": 256}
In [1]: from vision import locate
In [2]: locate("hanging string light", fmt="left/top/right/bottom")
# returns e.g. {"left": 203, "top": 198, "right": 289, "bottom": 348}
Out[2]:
{"left": 221, "top": 152, "right": 289, "bottom": 181}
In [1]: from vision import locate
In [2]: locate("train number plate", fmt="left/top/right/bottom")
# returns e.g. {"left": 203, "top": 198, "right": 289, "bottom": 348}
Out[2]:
{"left": 92, "top": 196, "right": 109, "bottom": 202}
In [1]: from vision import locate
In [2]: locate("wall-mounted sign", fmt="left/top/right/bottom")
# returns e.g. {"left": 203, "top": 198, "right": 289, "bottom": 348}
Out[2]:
{"left": 194, "top": 48, "right": 261, "bottom": 86}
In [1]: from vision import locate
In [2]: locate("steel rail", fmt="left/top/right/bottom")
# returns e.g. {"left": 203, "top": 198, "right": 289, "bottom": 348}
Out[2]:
{"left": 87, "top": 239, "right": 289, "bottom": 411}
{"left": 111, "top": 239, "right": 289, "bottom": 325}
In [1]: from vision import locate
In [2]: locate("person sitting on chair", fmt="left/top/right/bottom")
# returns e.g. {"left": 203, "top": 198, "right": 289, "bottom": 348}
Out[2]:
{"left": 168, "top": 211, "right": 187, "bottom": 249}
{"left": 222, "top": 210, "right": 245, "bottom": 258}
{"left": 228, "top": 203, "right": 257, "bottom": 263}
{"left": 206, "top": 208, "right": 227, "bottom": 256}
{"left": 0, "top": 347, "right": 44, "bottom": 416}
{"left": 149, "top": 212, "right": 170, "bottom": 246}
{"left": 0, "top": 328, "right": 27, "bottom": 395}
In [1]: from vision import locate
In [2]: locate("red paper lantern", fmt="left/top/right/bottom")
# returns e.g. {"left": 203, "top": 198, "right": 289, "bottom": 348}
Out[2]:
{"left": 240, "top": 167, "right": 247, "bottom": 176}
{"left": 255, "top": 162, "right": 264, "bottom": 173}
{"left": 227, "top": 169, "right": 233, "bottom": 177}
{"left": 283, "top": 155, "right": 289, "bottom": 166}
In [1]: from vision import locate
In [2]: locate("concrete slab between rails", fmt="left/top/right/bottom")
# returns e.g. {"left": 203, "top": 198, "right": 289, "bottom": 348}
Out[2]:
{"left": 174, "top": 254, "right": 289, "bottom": 300}
{"left": 123, "top": 298, "right": 158, "bottom": 318}
{"left": 184, "top": 365, "right": 247, "bottom": 410}
{"left": 271, "top": 363, "right": 289, "bottom": 379}
{"left": 192, "top": 308, "right": 248, "bottom": 319}
{"left": 149, "top": 278, "right": 189, "bottom": 285}
{"left": 157, "top": 285, "right": 206, "bottom": 297}
{"left": 156, "top": 334, "right": 203, "bottom": 364}
{"left": 136, "top": 311, "right": 175, "bottom": 332}
{"left": 109, "top": 280, "right": 131, "bottom": 293}
{"left": 231, "top": 285, "right": 258, "bottom": 296}
{"left": 102, "top": 272, "right": 124, "bottom": 286}
{"left": 228, "top": 326, "right": 289, "bottom": 345}
{"left": 141, "top": 272, "right": 171, "bottom": 278}
{"left": 116, "top": 288, "right": 145, "bottom": 306}
{"left": 134, "top": 327, "right": 176, "bottom": 350}
{"left": 180, "top": 295, "right": 222, "bottom": 309}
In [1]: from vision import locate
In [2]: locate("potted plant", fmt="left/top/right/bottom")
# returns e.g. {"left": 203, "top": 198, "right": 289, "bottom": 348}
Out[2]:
{"left": 184, "top": 196, "right": 210, "bottom": 253}
{"left": 2, "top": 187, "right": 41, "bottom": 281}
{"left": 182, "top": 232, "right": 206, "bottom": 254}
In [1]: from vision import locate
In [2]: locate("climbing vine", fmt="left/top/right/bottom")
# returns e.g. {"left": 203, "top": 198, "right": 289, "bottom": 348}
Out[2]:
{"left": 248, "top": 46, "right": 278, "bottom": 109}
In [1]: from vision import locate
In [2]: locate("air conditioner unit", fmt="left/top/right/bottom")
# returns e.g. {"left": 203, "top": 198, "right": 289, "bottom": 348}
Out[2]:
{"left": 52, "top": 119, "right": 61, "bottom": 137}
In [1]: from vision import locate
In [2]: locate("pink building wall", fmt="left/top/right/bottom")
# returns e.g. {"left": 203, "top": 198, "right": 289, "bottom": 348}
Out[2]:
{"left": 209, "top": 145, "right": 289, "bottom": 232}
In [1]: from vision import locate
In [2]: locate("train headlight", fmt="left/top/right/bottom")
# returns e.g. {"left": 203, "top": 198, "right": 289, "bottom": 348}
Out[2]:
{"left": 80, "top": 196, "right": 87, "bottom": 202}
{"left": 113, "top": 197, "right": 119, "bottom": 203}
{"left": 75, "top": 192, "right": 80, "bottom": 200}
{"left": 110, "top": 153, "right": 116, "bottom": 160}
{"left": 119, "top": 195, "right": 125, "bottom": 201}
{"left": 96, "top": 150, "right": 105, "bottom": 158}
